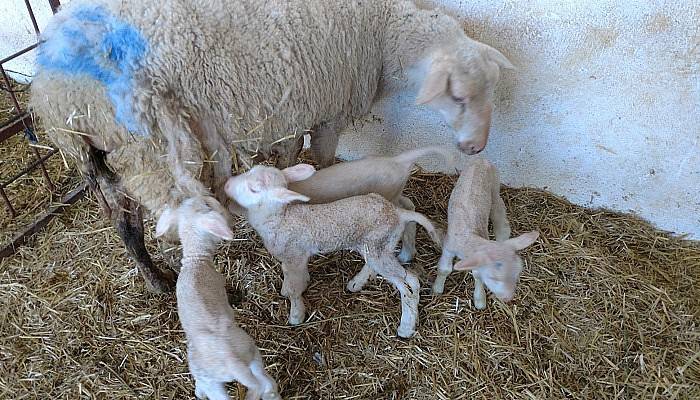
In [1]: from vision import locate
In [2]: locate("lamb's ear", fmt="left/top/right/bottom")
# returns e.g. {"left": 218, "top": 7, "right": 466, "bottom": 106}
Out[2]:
{"left": 282, "top": 164, "right": 315, "bottom": 182}
{"left": 505, "top": 231, "right": 539, "bottom": 250}
{"left": 269, "top": 187, "right": 310, "bottom": 204}
{"left": 197, "top": 212, "right": 234, "bottom": 241}
{"left": 479, "top": 42, "right": 515, "bottom": 70}
{"left": 155, "top": 207, "right": 176, "bottom": 237}
{"left": 453, "top": 252, "right": 490, "bottom": 271}
{"left": 416, "top": 61, "right": 450, "bottom": 105}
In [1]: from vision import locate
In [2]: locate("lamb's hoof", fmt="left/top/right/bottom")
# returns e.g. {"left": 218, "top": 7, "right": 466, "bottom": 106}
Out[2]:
{"left": 397, "top": 325, "right": 416, "bottom": 339}
{"left": 288, "top": 311, "right": 305, "bottom": 325}
{"left": 397, "top": 248, "right": 414, "bottom": 264}
{"left": 431, "top": 284, "right": 444, "bottom": 295}
{"left": 473, "top": 298, "right": 487, "bottom": 310}
{"left": 346, "top": 279, "right": 364, "bottom": 293}
{"left": 144, "top": 269, "right": 177, "bottom": 294}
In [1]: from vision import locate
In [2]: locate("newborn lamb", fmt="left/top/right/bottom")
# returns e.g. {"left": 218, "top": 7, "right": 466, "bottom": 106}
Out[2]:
{"left": 433, "top": 158, "right": 539, "bottom": 309}
{"left": 224, "top": 164, "right": 442, "bottom": 338}
{"left": 156, "top": 198, "right": 281, "bottom": 400}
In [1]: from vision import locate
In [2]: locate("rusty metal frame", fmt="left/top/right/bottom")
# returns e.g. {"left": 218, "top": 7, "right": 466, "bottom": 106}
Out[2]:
{"left": 1, "top": 0, "right": 87, "bottom": 259}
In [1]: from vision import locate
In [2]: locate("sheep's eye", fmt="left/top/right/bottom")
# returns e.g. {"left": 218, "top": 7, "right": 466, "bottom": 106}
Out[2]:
{"left": 451, "top": 95, "right": 466, "bottom": 103}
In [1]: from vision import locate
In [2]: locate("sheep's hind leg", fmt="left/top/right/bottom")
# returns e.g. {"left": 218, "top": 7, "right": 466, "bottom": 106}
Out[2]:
{"left": 87, "top": 148, "right": 175, "bottom": 293}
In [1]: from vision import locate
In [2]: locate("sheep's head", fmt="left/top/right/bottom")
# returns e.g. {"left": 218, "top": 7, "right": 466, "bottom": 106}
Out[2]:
{"left": 415, "top": 40, "right": 514, "bottom": 155}
{"left": 224, "top": 164, "right": 315, "bottom": 208}
{"left": 453, "top": 231, "right": 538, "bottom": 302}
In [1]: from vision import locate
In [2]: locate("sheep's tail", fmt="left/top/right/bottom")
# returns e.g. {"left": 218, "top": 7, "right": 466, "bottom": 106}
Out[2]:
{"left": 391, "top": 145, "right": 454, "bottom": 169}
{"left": 398, "top": 210, "right": 444, "bottom": 246}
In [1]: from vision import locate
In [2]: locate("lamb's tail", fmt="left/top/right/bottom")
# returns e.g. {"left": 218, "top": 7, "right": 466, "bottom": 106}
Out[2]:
{"left": 391, "top": 145, "right": 455, "bottom": 170}
{"left": 398, "top": 210, "right": 444, "bottom": 247}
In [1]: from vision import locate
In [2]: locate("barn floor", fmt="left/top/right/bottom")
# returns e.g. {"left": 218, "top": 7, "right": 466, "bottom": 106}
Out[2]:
{"left": 1, "top": 167, "right": 699, "bottom": 399}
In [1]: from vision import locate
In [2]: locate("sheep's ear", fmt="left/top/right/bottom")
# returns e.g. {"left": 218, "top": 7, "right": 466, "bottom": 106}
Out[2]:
{"left": 197, "top": 212, "right": 234, "bottom": 241}
{"left": 155, "top": 207, "right": 176, "bottom": 237}
{"left": 479, "top": 42, "right": 515, "bottom": 70}
{"left": 505, "top": 231, "right": 539, "bottom": 250}
{"left": 282, "top": 164, "right": 315, "bottom": 182}
{"left": 269, "top": 188, "right": 310, "bottom": 204}
{"left": 416, "top": 62, "right": 450, "bottom": 105}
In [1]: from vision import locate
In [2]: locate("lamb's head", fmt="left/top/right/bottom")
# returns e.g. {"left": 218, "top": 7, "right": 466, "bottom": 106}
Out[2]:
{"left": 155, "top": 197, "right": 233, "bottom": 253}
{"left": 453, "top": 231, "right": 538, "bottom": 302}
{"left": 415, "top": 39, "right": 514, "bottom": 155}
{"left": 224, "top": 164, "right": 316, "bottom": 209}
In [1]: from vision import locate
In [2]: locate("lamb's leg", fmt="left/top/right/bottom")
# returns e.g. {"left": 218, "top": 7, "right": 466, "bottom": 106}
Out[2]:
{"left": 490, "top": 188, "right": 511, "bottom": 242}
{"left": 346, "top": 263, "right": 377, "bottom": 292}
{"left": 473, "top": 272, "right": 487, "bottom": 310}
{"left": 87, "top": 148, "right": 175, "bottom": 293}
{"left": 280, "top": 255, "right": 311, "bottom": 325}
{"left": 310, "top": 120, "right": 341, "bottom": 168}
{"left": 432, "top": 248, "right": 455, "bottom": 295}
{"left": 396, "top": 196, "right": 417, "bottom": 263}
{"left": 194, "top": 378, "right": 229, "bottom": 400}
{"left": 369, "top": 253, "right": 420, "bottom": 338}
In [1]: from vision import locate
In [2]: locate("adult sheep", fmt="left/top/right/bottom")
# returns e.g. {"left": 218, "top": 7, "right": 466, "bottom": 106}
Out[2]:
{"left": 30, "top": 0, "right": 514, "bottom": 293}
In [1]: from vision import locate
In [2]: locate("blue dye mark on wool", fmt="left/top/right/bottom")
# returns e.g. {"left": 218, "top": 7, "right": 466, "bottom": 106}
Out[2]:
{"left": 37, "top": 5, "right": 148, "bottom": 135}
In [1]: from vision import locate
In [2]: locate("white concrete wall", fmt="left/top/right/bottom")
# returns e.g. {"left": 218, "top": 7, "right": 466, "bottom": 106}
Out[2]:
{"left": 0, "top": 0, "right": 63, "bottom": 83}
{"left": 338, "top": 0, "right": 700, "bottom": 239}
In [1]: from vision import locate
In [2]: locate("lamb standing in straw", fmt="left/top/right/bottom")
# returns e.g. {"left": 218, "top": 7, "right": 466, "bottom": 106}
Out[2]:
{"left": 224, "top": 164, "right": 442, "bottom": 338}
{"left": 433, "top": 158, "right": 539, "bottom": 309}
{"left": 155, "top": 198, "right": 281, "bottom": 400}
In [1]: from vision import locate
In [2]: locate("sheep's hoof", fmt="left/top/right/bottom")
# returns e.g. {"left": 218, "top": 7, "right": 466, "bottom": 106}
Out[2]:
{"left": 346, "top": 279, "right": 364, "bottom": 293}
{"left": 288, "top": 310, "right": 305, "bottom": 325}
{"left": 431, "top": 283, "right": 445, "bottom": 295}
{"left": 144, "top": 269, "right": 177, "bottom": 294}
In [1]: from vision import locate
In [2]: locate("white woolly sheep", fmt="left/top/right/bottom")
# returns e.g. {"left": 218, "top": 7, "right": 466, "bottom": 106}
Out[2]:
{"left": 30, "top": 0, "right": 513, "bottom": 292}
{"left": 432, "top": 157, "right": 539, "bottom": 309}
{"left": 224, "top": 164, "right": 443, "bottom": 338}
{"left": 155, "top": 197, "right": 281, "bottom": 400}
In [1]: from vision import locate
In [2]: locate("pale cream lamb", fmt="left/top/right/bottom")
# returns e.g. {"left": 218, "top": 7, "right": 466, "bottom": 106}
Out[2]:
{"left": 433, "top": 158, "right": 539, "bottom": 309}
{"left": 155, "top": 198, "right": 280, "bottom": 400}
{"left": 224, "top": 164, "right": 443, "bottom": 338}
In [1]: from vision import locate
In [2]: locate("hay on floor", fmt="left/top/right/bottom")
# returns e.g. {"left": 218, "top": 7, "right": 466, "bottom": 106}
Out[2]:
{"left": 1, "top": 164, "right": 698, "bottom": 399}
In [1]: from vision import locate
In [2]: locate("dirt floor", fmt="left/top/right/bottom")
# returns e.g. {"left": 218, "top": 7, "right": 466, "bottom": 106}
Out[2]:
{"left": 1, "top": 166, "right": 699, "bottom": 399}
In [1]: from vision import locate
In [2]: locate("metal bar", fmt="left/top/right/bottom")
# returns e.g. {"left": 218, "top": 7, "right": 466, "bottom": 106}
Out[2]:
{"left": 1, "top": 148, "right": 57, "bottom": 189}
{"left": 31, "top": 146, "right": 56, "bottom": 191}
{"left": 0, "top": 43, "right": 37, "bottom": 65}
{"left": 0, "top": 182, "right": 87, "bottom": 259}
{"left": 23, "top": 0, "right": 41, "bottom": 35}
{"left": 49, "top": 0, "right": 61, "bottom": 14}
{"left": 0, "top": 112, "right": 32, "bottom": 142}
{"left": 0, "top": 64, "right": 22, "bottom": 114}
{"left": 0, "top": 186, "right": 17, "bottom": 217}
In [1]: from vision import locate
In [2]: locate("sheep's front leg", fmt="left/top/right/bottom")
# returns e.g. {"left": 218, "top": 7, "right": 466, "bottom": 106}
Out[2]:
{"left": 310, "top": 120, "right": 341, "bottom": 168}
{"left": 432, "top": 248, "right": 455, "bottom": 295}
{"left": 472, "top": 271, "right": 487, "bottom": 310}
{"left": 372, "top": 254, "right": 420, "bottom": 338}
{"left": 280, "top": 255, "right": 311, "bottom": 325}
{"left": 396, "top": 196, "right": 417, "bottom": 263}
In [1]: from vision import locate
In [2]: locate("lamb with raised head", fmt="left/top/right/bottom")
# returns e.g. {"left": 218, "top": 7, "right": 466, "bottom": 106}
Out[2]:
{"left": 432, "top": 158, "right": 538, "bottom": 309}
{"left": 224, "top": 164, "right": 442, "bottom": 338}
{"left": 155, "top": 198, "right": 281, "bottom": 400}
{"left": 30, "top": 0, "right": 513, "bottom": 292}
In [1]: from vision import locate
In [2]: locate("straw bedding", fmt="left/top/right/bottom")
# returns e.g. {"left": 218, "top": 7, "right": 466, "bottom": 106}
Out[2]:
{"left": 1, "top": 147, "right": 699, "bottom": 398}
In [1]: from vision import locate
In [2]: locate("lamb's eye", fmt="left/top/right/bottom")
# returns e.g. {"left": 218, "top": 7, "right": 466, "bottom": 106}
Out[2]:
{"left": 451, "top": 95, "right": 466, "bottom": 103}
